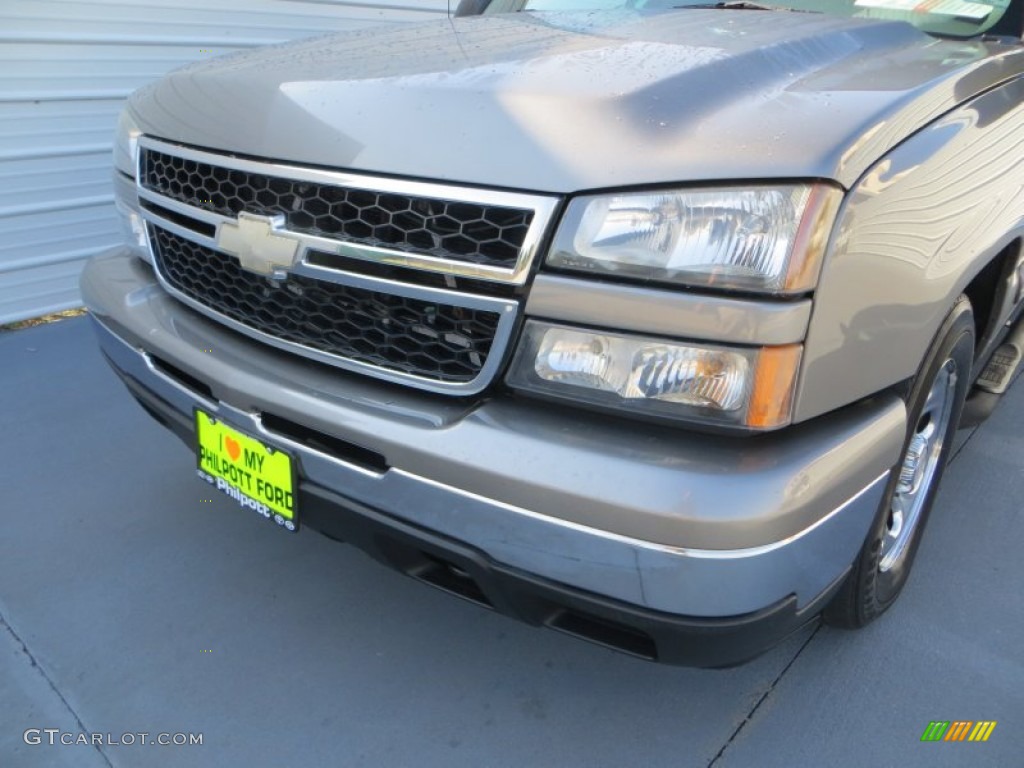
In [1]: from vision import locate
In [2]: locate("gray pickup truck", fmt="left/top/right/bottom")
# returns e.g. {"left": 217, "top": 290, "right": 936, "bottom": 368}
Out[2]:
{"left": 81, "top": 0, "right": 1024, "bottom": 666}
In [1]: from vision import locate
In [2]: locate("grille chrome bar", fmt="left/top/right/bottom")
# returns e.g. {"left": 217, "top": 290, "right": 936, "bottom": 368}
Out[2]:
{"left": 136, "top": 136, "right": 560, "bottom": 286}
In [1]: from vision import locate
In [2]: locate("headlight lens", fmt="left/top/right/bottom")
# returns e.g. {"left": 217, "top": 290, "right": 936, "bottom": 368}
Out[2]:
{"left": 114, "top": 186, "right": 149, "bottom": 254}
{"left": 112, "top": 107, "right": 150, "bottom": 259}
{"left": 113, "top": 107, "right": 142, "bottom": 177}
{"left": 508, "top": 322, "right": 802, "bottom": 429}
{"left": 547, "top": 184, "right": 841, "bottom": 294}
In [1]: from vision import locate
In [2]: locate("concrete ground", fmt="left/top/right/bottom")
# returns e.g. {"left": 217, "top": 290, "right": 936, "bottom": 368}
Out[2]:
{"left": 2, "top": 315, "right": 1021, "bottom": 768}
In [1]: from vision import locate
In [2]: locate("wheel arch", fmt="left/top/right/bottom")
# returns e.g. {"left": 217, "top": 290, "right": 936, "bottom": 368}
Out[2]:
{"left": 959, "top": 236, "right": 1023, "bottom": 372}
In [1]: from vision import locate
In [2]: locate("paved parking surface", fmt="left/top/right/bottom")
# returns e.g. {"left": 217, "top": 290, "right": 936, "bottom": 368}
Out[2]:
{"left": 2, "top": 316, "right": 1021, "bottom": 767}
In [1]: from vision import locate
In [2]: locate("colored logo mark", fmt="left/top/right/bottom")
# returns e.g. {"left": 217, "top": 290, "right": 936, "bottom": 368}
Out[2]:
{"left": 921, "top": 721, "right": 997, "bottom": 742}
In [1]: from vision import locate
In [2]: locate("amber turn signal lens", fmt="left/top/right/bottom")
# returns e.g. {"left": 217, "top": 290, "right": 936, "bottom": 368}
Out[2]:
{"left": 747, "top": 345, "right": 803, "bottom": 429}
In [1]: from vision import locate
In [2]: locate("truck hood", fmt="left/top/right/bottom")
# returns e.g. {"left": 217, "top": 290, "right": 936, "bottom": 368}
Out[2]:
{"left": 129, "top": 10, "right": 1023, "bottom": 193}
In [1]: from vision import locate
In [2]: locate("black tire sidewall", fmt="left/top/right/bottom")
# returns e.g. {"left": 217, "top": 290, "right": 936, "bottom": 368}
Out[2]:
{"left": 853, "top": 298, "right": 974, "bottom": 622}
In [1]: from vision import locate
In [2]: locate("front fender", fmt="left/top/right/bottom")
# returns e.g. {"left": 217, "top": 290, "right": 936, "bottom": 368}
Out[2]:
{"left": 795, "top": 75, "right": 1024, "bottom": 422}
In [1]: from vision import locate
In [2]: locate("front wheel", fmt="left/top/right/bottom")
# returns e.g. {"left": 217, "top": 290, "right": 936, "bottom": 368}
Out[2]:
{"left": 823, "top": 296, "right": 974, "bottom": 628}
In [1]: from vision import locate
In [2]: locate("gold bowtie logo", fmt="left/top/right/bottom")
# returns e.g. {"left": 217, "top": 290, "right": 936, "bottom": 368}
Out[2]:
{"left": 215, "top": 212, "right": 301, "bottom": 277}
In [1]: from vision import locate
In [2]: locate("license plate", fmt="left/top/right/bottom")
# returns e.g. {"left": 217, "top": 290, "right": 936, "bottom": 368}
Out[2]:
{"left": 194, "top": 409, "right": 298, "bottom": 532}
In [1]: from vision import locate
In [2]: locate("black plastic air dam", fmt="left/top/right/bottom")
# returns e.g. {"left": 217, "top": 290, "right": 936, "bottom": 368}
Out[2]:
{"left": 300, "top": 483, "right": 845, "bottom": 667}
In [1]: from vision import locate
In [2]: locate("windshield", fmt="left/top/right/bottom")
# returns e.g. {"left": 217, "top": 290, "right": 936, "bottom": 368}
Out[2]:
{"left": 482, "top": 0, "right": 1016, "bottom": 38}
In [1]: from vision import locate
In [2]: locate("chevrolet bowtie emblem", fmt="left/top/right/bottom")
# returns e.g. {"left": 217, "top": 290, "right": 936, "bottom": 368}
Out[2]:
{"left": 215, "top": 212, "right": 301, "bottom": 278}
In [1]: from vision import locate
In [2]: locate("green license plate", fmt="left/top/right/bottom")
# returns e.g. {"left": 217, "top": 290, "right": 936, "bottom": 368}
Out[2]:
{"left": 194, "top": 409, "right": 298, "bottom": 532}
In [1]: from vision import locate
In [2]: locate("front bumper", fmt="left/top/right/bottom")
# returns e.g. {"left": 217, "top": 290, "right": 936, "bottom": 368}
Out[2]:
{"left": 82, "top": 247, "right": 906, "bottom": 665}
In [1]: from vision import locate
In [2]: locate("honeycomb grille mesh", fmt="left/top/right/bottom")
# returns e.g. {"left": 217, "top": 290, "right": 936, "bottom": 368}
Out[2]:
{"left": 149, "top": 226, "right": 502, "bottom": 383}
{"left": 140, "top": 147, "right": 533, "bottom": 269}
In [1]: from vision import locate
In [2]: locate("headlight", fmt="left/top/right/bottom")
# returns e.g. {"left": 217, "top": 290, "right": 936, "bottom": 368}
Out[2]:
{"left": 113, "top": 107, "right": 142, "bottom": 177}
{"left": 547, "top": 184, "right": 841, "bottom": 294}
{"left": 112, "top": 107, "right": 150, "bottom": 259}
{"left": 507, "top": 322, "right": 802, "bottom": 429}
{"left": 114, "top": 179, "right": 149, "bottom": 254}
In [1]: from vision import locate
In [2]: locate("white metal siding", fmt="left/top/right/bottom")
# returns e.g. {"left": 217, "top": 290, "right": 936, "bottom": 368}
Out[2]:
{"left": 0, "top": 0, "right": 451, "bottom": 323}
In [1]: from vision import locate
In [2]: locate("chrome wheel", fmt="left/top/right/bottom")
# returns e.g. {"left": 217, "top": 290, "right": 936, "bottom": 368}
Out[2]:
{"left": 823, "top": 296, "right": 974, "bottom": 629}
{"left": 879, "top": 359, "right": 958, "bottom": 572}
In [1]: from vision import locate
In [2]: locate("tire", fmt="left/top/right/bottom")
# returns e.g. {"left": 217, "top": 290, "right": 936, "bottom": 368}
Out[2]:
{"left": 823, "top": 295, "right": 974, "bottom": 628}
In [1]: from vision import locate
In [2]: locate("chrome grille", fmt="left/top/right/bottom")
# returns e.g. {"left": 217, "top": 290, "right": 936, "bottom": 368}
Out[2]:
{"left": 135, "top": 137, "right": 559, "bottom": 394}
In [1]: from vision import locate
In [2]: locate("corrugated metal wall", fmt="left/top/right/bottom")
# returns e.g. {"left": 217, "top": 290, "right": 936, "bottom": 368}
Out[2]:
{"left": 0, "top": 0, "right": 452, "bottom": 323}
